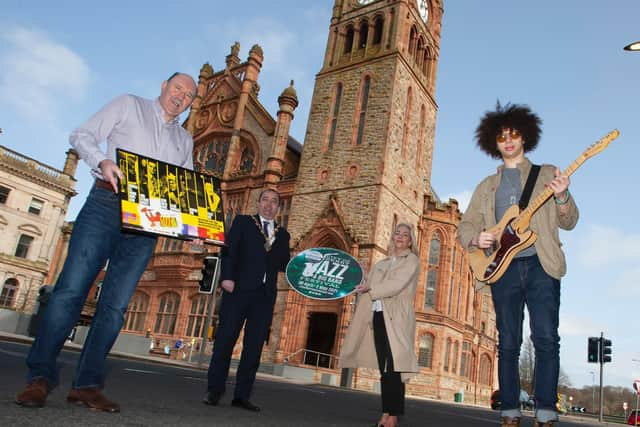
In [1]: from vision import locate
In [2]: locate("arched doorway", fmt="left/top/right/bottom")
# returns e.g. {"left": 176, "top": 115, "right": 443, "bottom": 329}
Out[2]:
{"left": 304, "top": 312, "right": 337, "bottom": 368}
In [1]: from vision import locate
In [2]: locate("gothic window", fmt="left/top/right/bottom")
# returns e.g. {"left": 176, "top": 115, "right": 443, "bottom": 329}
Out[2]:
{"left": 344, "top": 26, "right": 355, "bottom": 54}
{"left": 358, "top": 21, "right": 369, "bottom": 49}
{"left": 0, "top": 278, "right": 18, "bottom": 308}
{"left": 480, "top": 354, "right": 492, "bottom": 385}
{"left": 428, "top": 234, "right": 441, "bottom": 264}
{"left": 186, "top": 294, "right": 209, "bottom": 337}
{"left": 124, "top": 292, "right": 149, "bottom": 332}
{"left": 401, "top": 87, "right": 412, "bottom": 158}
{"left": 423, "top": 47, "right": 432, "bottom": 78}
{"left": 452, "top": 341, "right": 459, "bottom": 374}
{"left": 0, "top": 185, "right": 11, "bottom": 204}
{"left": 447, "top": 246, "right": 457, "bottom": 315}
{"left": 416, "top": 105, "right": 426, "bottom": 170}
{"left": 372, "top": 17, "right": 384, "bottom": 45}
{"left": 15, "top": 234, "right": 34, "bottom": 258}
{"left": 443, "top": 338, "right": 451, "bottom": 372}
{"left": 326, "top": 83, "right": 343, "bottom": 150}
{"left": 418, "top": 334, "right": 433, "bottom": 368}
{"left": 424, "top": 233, "right": 441, "bottom": 309}
{"left": 416, "top": 37, "right": 424, "bottom": 67}
{"left": 408, "top": 26, "right": 418, "bottom": 56}
{"left": 200, "top": 139, "right": 230, "bottom": 177}
{"left": 239, "top": 144, "right": 255, "bottom": 174}
{"left": 154, "top": 292, "right": 180, "bottom": 335}
{"left": 276, "top": 197, "right": 291, "bottom": 229}
{"left": 94, "top": 281, "right": 103, "bottom": 300}
{"left": 354, "top": 76, "right": 371, "bottom": 146}
{"left": 460, "top": 341, "right": 471, "bottom": 378}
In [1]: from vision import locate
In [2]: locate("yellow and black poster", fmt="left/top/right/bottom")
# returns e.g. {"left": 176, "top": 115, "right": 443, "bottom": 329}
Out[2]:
{"left": 117, "top": 149, "right": 224, "bottom": 245}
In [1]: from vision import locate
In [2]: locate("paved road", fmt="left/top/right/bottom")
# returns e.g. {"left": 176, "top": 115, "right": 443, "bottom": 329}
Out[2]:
{"left": 0, "top": 340, "right": 613, "bottom": 426}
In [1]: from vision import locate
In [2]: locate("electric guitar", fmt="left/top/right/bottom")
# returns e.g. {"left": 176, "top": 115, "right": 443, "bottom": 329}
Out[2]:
{"left": 468, "top": 129, "right": 620, "bottom": 284}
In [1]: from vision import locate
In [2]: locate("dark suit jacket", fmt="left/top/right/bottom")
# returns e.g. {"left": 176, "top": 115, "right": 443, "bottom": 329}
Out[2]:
{"left": 220, "top": 214, "right": 290, "bottom": 299}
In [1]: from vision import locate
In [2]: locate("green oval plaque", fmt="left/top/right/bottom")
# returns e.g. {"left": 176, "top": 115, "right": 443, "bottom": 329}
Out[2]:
{"left": 286, "top": 248, "right": 363, "bottom": 300}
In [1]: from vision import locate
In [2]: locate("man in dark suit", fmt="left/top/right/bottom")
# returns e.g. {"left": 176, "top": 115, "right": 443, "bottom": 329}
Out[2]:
{"left": 203, "top": 188, "right": 290, "bottom": 412}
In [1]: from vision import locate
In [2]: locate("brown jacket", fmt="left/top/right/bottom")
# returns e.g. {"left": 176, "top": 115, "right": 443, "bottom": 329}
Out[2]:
{"left": 339, "top": 250, "right": 420, "bottom": 382}
{"left": 457, "top": 157, "right": 579, "bottom": 287}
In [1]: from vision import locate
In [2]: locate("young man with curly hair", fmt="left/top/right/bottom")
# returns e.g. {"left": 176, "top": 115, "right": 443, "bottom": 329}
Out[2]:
{"left": 457, "top": 102, "right": 579, "bottom": 427}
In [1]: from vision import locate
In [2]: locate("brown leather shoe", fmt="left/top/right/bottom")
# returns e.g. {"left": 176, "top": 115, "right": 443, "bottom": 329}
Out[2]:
{"left": 501, "top": 417, "right": 521, "bottom": 427}
{"left": 67, "top": 388, "right": 120, "bottom": 413}
{"left": 15, "top": 378, "right": 49, "bottom": 408}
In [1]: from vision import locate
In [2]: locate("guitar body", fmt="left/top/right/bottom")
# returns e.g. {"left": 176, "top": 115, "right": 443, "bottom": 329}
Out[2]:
{"left": 468, "top": 204, "right": 537, "bottom": 284}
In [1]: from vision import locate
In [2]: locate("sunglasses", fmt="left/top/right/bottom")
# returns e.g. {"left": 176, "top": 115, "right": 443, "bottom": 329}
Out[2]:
{"left": 496, "top": 129, "right": 522, "bottom": 143}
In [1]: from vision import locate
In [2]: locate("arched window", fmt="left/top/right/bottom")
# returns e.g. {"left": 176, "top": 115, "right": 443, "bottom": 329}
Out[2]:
{"left": 154, "top": 293, "right": 180, "bottom": 334}
{"left": 416, "top": 37, "right": 424, "bottom": 67}
{"left": 344, "top": 26, "right": 355, "bottom": 54}
{"left": 0, "top": 278, "right": 18, "bottom": 308}
{"left": 428, "top": 234, "right": 441, "bottom": 264}
{"left": 425, "top": 233, "right": 441, "bottom": 309}
{"left": 186, "top": 295, "right": 209, "bottom": 337}
{"left": 326, "top": 83, "right": 343, "bottom": 150}
{"left": 452, "top": 341, "right": 459, "bottom": 374}
{"left": 354, "top": 76, "right": 371, "bottom": 146}
{"left": 401, "top": 87, "right": 412, "bottom": 158}
{"left": 224, "top": 193, "right": 244, "bottom": 227}
{"left": 480, "top": 354, "right": 493, "bottom": 385}
{"left": 416, "top": 105, "right": 426, "bottom": 170}
{"left": 124, "top": 292, "right": 149, "bottom": 332}
{"left": 418, "top": 334, "right": 433, "bottom": 368}
{"left": 200, "top": 138, "right": 230, "bottom": 177}
{"left": 408, "top": 26, "right": 418, "bottom": 55}
{"left": 443, "top": 338, "right": 451, "bottom": 372}
{"left": 423, "top": 46, "right": 432, "bottom": 77}
{"left": 460, "top": 341, "right": 471, "bottom": 378}
{"left": 358, "top": 21, "right": 369, "bottom": 49}
{"left": 372, "top": 17, "right": 384, "bottom": 45}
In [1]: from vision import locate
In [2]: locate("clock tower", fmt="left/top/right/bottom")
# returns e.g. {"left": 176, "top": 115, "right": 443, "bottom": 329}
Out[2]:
{"left": 278, "top": 0, "right": 444, "bottom": 366}
{"left": 289, "top": 0, "right": 443, "bottom": 259}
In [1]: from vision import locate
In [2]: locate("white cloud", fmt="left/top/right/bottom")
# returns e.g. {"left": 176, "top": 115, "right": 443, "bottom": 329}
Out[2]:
{"left": 575, "top": 224, "right": 640, "bottom": 269}
{"left": 0, "top": 26, "right": 91, "bottom": 122}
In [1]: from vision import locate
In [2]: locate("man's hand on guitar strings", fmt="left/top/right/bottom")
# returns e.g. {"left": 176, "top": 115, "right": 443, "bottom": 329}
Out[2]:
{"left": 546, "top": 167, "right": 570, "bottom": 199}
{"left": 473, "top": 230, "right": 500, "bottom": 249}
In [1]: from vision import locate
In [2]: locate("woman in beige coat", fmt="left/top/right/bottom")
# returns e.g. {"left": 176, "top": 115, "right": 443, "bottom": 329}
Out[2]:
{"left": 340, "top": 223, "right": 420, "bottom": 427}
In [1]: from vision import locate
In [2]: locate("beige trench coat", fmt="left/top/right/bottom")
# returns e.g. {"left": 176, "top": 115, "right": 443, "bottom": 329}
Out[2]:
{"left": 339, "top": 250, "right": 420, "bottom": 382}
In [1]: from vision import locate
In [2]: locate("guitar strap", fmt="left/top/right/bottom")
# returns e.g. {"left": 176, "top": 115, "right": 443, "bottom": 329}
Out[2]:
{"left": 518, "top": 164, "right": 540, "bottom": 210}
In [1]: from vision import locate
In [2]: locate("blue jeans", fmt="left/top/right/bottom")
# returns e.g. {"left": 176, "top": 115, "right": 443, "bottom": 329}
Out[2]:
{"left": 26, "top": 185, "right": 157, "bottom": 389}
{"left": 490, "top": 255, "right": 560, "bottom": 423}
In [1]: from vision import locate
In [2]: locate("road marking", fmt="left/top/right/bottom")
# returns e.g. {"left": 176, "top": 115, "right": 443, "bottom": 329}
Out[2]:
{"left": 124, "top": 368, "right": 163, "bottom": 375}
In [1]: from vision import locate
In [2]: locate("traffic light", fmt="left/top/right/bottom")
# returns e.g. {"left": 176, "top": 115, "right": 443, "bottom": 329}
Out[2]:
{"left": 587, "top": 337, "right": 599, "bottom": 363}
{"left": 600, "top": 337, "right": 612, "bottom": 363}
{"left": 198, "top": 256, "right": 219, "bottom": 294}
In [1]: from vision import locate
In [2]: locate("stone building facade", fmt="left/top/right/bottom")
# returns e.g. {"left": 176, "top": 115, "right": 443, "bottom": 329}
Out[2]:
{"left": 76, "top": 0, "right": 498, "bottom": 404}
{"left": 0, "top": 145, "right": 77, "bottom": 313}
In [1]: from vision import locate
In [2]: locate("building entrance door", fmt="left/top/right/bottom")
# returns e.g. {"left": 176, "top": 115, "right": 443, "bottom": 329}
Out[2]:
{"left": 304, "top": 312, "right": 337, "bottom": 368}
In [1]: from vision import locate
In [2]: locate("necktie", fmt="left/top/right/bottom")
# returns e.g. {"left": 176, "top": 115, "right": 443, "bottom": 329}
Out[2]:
{"left": 262, "top": 221, "right": 270, "bottom": 238}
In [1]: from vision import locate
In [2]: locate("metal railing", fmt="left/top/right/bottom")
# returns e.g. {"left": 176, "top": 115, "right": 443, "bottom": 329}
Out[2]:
{"left": 283, "top": 348, "right": 339, "bottom": 370}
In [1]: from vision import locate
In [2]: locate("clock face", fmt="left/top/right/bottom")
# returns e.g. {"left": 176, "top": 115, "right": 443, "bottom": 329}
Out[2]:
{"left": 417, "top": 0, "right": 429, "bottom": 22}
{"left": 357, "top": 0, "right": 375, "bottom": 4}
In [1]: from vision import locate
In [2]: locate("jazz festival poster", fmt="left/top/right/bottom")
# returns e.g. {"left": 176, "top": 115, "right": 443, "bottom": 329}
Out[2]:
{"left": 286, "top": 248, "right": 364, "bottom": 300}
{"left": 116, "top": 149, "right": 225, "bottom": 245}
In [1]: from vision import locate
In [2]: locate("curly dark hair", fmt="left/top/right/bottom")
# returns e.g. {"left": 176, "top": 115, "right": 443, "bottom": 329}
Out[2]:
{"left": 475, "top": 101, "right": 542, "bottom": 159}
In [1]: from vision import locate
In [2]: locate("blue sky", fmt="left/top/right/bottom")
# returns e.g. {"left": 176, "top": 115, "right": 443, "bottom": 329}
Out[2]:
{"left": 1, "top": 1, "right": 639, "bottom": 390}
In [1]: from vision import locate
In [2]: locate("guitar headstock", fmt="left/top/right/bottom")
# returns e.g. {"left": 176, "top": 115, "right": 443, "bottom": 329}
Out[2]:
{"left": 583, "top": 129, "right": 620, "bottom": 160}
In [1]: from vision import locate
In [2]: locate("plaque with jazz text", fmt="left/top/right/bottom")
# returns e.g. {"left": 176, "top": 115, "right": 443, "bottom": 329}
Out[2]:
{"left": 285, "top": 248, "right": 363, "bottom": 300}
